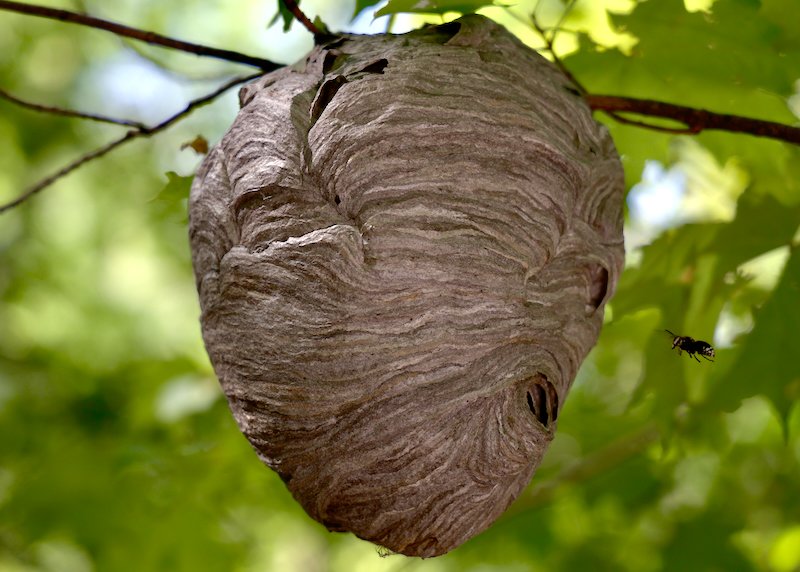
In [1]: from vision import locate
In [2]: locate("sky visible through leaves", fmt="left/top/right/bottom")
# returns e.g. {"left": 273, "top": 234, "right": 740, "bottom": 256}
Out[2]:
{"left": 1, "top": 0, "right": 799, "bottom": 571}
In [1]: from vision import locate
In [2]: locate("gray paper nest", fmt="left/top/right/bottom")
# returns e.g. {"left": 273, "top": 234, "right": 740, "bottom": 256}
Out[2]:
{"left": 189, "top": 15, "right": 624, "bottom": 558}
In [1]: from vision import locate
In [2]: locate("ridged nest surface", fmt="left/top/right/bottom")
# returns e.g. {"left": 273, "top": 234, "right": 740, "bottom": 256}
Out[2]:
{"left": 189, "top": 15, "right": 624, "bottom": 558}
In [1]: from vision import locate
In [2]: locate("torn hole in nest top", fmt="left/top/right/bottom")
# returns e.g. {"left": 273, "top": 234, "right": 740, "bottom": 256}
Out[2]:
{"left": 359, "top": 59, "right": 388, "bottom": 74}
{"left": 435, "top": 21, "right": 462, "bottom": 40}
{"left": 322, "top": 50, "right": 342, "bottom": 74}
{"left": 310, "top": 76, "right": 349, "bottom": 123}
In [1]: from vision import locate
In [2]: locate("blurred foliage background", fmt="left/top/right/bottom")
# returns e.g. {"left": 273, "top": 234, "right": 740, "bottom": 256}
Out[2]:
{"left": 1, "top": 0, "right": 800, "bottom": 570}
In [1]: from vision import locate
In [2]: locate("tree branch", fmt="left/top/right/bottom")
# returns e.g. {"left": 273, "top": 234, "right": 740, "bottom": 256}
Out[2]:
{"left": 585, "top": 94, "right": 800, "bottom": 145}
{"left": 0, "top": 87, "right": 147, "bottom": 129}
{"left": 0, "top": 0, "right": 281, "bottom": 71}
{"left": 0, "top": 72, "right": 262, "bottom": 214}
{"left": 280, "top": 0, "right": 322, "bottom": 37}
{"left": 525, "top": 2, "right": 800, "bottom": 146}
{"left": 4, "top": 0, "right": 798, "bottom": 216}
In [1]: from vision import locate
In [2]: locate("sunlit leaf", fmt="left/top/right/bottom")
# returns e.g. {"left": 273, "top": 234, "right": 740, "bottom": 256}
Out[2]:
{"left": 376, "top": 0, "right": 495, "bottom": 17}
{"left": 153, "top": 171, "right": 193, "bottom": 202}
{"left": 268, "top": 0, "right": 295, "bottom": 32}
{"left": 566, "top": 0, "right": 800, "bottom": 195}
{"left": 713, "top": 247, "right": 800, "bottom": 427}
{"left": 312, "top": 15, "right": 331, "bottom": 35}
{"left": 352, "top": 0, "right": 385, "bottom": 20}
{"left": 148, "top": 171, "right": 192, "bottom": 223}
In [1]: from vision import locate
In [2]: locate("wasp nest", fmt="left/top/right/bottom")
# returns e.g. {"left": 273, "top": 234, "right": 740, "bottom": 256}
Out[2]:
{"left": 189, "top": 15, "right": 623, "bottom": 558}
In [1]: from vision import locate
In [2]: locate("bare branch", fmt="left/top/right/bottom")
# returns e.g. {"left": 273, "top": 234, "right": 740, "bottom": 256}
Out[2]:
{"left": 280, "top": 0, "right": 322, "bottom": 37}
{"left": 0, "top": 87, "right": 147, "bottom": 129}
{"left": 0, "top": 72, "right": 262, "bottom": 214}
{"left": 4, "top": 0, "right": 797, "bottom": 215}
{"left": 0, "top": 134, "right": 134, "bottom": 213}
{"left": 0, "top": 0, "right": 281, "bottom": 71}
{"left": 601, "top": 110, "right": 697, "bottom": 135}
{"left": 548, "top": 0, "right": 577, "bottom": 44}
{"left": 135, "top": 73, "right": 262, "bottom": 132}
{"left": 585, "top": 94, "right": 800, "bottom": 145}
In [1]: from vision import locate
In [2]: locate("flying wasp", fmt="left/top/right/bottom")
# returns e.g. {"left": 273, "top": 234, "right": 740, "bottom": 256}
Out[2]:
{"left": 665, "top": 330, "right": 715, "bottom": 363}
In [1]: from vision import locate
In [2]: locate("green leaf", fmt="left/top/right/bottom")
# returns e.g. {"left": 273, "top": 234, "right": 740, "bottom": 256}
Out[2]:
{"left": 615, "top": 194, "right": 800, "bottom": 322}
{"left": 153, "top": 171, "right": 193, "bottom": 203}
{"left": 312, "top": 15, "right": 331, "bottom": 35}
{"left": 352, "top": 0, "right": 385, "bottom": 20}
{"left": 149, "top": 172, "right": 193, "bottom": 223}
{"left": 614, "top": 193, "right": 800, "bottom": 419}
{"left": 708, "top": 193, "right": 800, "bottom": 271}
{"left": 375, "top": 0, "right": 495, "bottom": 18}
{"left": 268, "top": 0, "right": 295, "bottom": 32}
{"left": 661, "top": 509, "right": 753, "bottom": 572}
{"left": 713, "top": 247, "right": 800, "bottom": 428}
{"left": 565, "top": 0, "right": 800, "bottom": 202}
{"left": 613, "top": 223, "right": 722, "bottom": 320}
{"left": 570, "top": 0, "right": 800, "bottom": 110}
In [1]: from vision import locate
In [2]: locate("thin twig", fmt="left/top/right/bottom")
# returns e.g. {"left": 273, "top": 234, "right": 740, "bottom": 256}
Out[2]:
{"left": 280, "top": 0, "right": 322, "bottom": 37}
{"left": 0, "top": 73, "right": 262, "bottom": 214}
{"left": 0, "top": 0, "right": 281, "bottom": 71}
{"left": 0, "top": 135, "right": 136, "bottom": 214}
{"left": 530, "top": 1, "right": 585, "bottom": 94}
{"left": 601, "top": 110, "right": 697, "bottom": 135}
{"left": 0, "top": 87, "right": 147, "bottom": 129}
{"left": 585, "top": 94, "right": 800, "bottom": 144}
{"left": 536, "top": 24, "right": 582, "bottom": 36}
{"left": 549, "top": 0, "right": 577, "bottom": 44}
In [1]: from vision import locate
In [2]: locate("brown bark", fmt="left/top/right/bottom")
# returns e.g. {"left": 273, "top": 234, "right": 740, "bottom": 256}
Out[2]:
{"left": 586, "top": 94, "right": 800, "bottom": 144}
